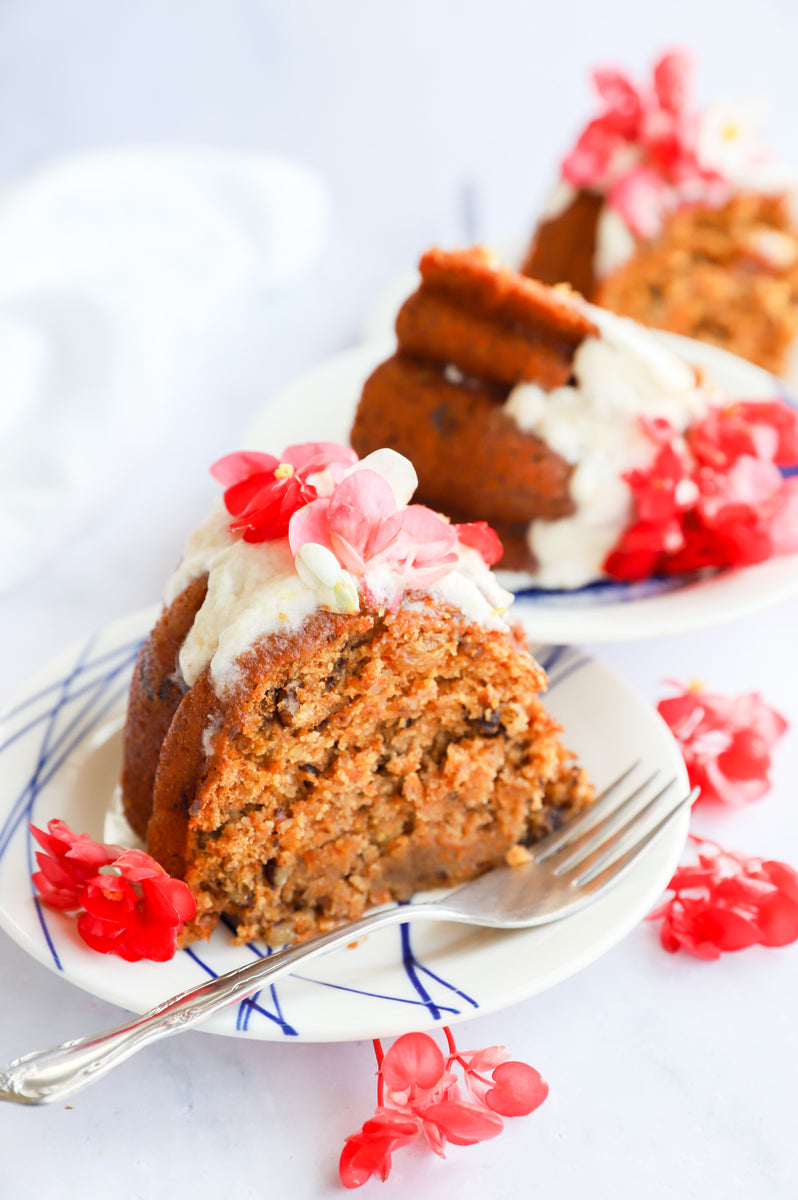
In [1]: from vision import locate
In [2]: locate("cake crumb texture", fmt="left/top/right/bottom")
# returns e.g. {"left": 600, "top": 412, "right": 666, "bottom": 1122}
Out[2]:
{"left": 124, "top": 586, "right": 592, "bottom": 947}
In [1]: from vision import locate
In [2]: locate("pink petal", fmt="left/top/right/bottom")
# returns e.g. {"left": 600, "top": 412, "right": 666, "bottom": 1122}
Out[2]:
{"left": 399, "top": 506, "right": 458, "bottom": 560}
{"left": 329, "top": 470, "right": 398, "bottom": 524}
{"left": 608, "top": 167, "right": 672, "bottom": 239}
{"left": 484, "top": 1062, "right": 550, "bottom": 1117}
{"left": 561, "top": 119, "right": 625, "bottom": 187}
{"left": 421, "top": 1099, "right": 504, "bottom": 1146}
{"left": 382, "top": 1032, "right": 446, "bottom": 1092}
{"left": 288, "top": 498, "right": 334, "bottom": 556}
{"left": 652, "top": 48, "right": 694, "bottom": 114}
{"left": 210, "top": 451, "right": 278, "bottom": 488}
{"left": 283, "top": 442, "right": 357, "bottom": 475}
{"left": 592, "top": 66, "right": 642, "bottom": 128}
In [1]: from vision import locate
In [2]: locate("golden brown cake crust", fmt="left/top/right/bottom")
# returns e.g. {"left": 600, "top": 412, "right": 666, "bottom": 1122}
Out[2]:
{"left": 351, "top": 354, "right": 574, "bottom": 570}
{"left": 128, "top": 588, "right": 593, "bottom": 947}
{"left": 121, "top": 574, "right": 208, "bottom": 840}
{"left": 521, "top": 189, "right": 604, "bottom": 301}
{"left": 401, "top": 246, "right": 597, "bottom": 391}
{"left": 351, "top": 247, "right": 598, "bottom": 573}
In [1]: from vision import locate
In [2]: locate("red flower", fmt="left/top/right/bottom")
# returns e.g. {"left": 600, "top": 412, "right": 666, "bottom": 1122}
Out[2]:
{"left": 453, "top": 521, "right": 504, "bottom": 566}
{"left": 30, "top": 823, "right": 196, "bottom": 962}
{"left": 603, "top": 399, "right": 798, "bottom": 583}
{"left": 339, "top": 1029, "right": 547, "bottom": 1188}
{"left": 339, "top": 1110, "right": 420, "bottom": 1188}
{"left": 657, "top": 681, "right": 787, "bottom": 806}
{"left": 560, "top": 48, "right": 717, "bottom": 237}
{"left": 30, "top": 819, "right": 120, "bottom": 911}
{"left": 648, "top": 836, "right": 798, "bottom": 959}
{"left": 211, "top": 442, "right": 357, "bottom": 543}
{"left": 78, "top": 850, "right": 196, "bottom": 962}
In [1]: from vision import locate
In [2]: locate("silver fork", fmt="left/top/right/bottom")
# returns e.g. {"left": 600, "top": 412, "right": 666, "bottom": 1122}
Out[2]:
{"left": 0, "top": 765, "right": 695, "bottom": 1105}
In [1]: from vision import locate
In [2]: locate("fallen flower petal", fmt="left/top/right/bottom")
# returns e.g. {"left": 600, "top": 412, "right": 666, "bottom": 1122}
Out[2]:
{"left": 649, "top": 836, "right": 798, "bottom": 958}
{"left": 421, "top": 1099, "right": 504, "bottom": 1147}
{"left": 30, "top": 819, "right": 196, "bottom": 962}
{"left": 381, "top": 1031, "right": 447, "bottom": 1094}
{"left": 30, "top": 820, "right": 120, "bottom": 912}
{"left": 483, "top": 1062, "right": 550, "bottom": 1117}
{"left": 340, "top": 1027, "right": 547, "bottom": 1186}
{"left": 657, "top": 681, "right": 787, "bottom": 805}
{"left": 339, "top": 1110, "right": 420, "bottom": 1189}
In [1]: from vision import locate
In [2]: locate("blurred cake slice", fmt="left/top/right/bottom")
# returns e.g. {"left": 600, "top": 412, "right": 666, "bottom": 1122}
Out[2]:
{"left": 522, "top": 49, "right": 798, "bottom": 375}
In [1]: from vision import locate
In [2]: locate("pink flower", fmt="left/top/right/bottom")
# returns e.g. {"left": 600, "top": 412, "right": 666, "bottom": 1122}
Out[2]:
{"left": 30, "top": 822, "right": 196, "bottom": 962}
{"left": 289, "top": 468, "right": 458, "bottom": 610}
{"left": 648, "top": 836, "right": 798, "bottom": 959}
{"left": 211, "top": 442, "right": 357, "bottom": 542}
{"left": 608, "top": 167, "right": 674, "bottom": 240}
{"left": 603, "top": 399, "right": 798, "bottom": 583}
{"left": 339, "top": 1029, "right": 548, "bottom": 1188}
{"left": 657, "top": 681, "right": 787, "bottom": 806}
{"left": 560, "top": 47, "right": 747, "bottom": 236}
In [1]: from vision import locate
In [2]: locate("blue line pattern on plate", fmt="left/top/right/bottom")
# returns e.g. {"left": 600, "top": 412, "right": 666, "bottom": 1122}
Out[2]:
{"left": 0, "top": 633, "right": 144, "bottom": 972}
{"left": 0, "top": 623, "right": 590, "bottom": 1040}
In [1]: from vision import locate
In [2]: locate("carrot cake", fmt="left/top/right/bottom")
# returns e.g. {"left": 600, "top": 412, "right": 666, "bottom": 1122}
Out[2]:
{"left": 121, "top": 441, "right": 592, "bottom": 946}
{"left": 522, "top": 49, "right": 798, "bottom": 375}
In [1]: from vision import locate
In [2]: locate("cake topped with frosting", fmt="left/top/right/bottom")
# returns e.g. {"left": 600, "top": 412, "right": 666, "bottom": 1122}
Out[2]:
{"left": 522, "top": 49, "right": 798, "bottom": 375}
{"left": 121, "top": 441, "right": 593, "bottom": 947}
{"left": 352, "top": 246, "right": 798, "bottom": 590}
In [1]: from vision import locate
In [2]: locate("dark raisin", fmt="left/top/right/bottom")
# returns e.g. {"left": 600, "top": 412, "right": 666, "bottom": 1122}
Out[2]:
{"left": 467, "top": 710, "right": 503, "bottom": 737}
{"left": 262, "top": 859, "right": 278, "bottom": 886}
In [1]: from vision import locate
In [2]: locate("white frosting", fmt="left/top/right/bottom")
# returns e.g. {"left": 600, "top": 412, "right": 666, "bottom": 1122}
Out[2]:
{"left": 593, "top": 203, "right": 638, "bottom": 280}
{"left": 504, "top": 304, "right": 716, "bottom": 589}
{"left": 164, "top": 501, "right": 514, "bottom": 696}
{"left": 173, "top": 524, "right": 324, "bottom": 692}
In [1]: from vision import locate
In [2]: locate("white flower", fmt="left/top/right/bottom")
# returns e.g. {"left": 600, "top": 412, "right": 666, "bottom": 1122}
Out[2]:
{"left": 294, "top": 542, "right": 359, "bottom": 613}
{"left": 696, "top": 97, "right": 767, "bottom": 183}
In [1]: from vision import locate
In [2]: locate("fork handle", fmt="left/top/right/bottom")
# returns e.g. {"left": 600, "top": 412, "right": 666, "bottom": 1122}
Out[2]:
{"left": 0, "top": 902, "right": 438, "bottom": 1105}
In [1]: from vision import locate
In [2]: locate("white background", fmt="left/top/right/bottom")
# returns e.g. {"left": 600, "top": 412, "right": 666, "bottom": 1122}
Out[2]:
{"left": 2, "top": 2, "right": 798, "bottom": 1197}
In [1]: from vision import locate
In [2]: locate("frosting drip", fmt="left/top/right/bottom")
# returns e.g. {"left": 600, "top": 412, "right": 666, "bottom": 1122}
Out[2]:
{"left": 504, "top": 305, "right": 715, "bottom": 588}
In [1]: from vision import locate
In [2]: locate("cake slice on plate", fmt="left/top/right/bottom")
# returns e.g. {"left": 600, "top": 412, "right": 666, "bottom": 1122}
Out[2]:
{"left": 352, "top": 247, "right": 798, "bottom": 590}
{"left": 522, "top": 48, "right": 798, "bottom": 375}
{"left": 121, "top": 442, "right": 592, "bottom": 946}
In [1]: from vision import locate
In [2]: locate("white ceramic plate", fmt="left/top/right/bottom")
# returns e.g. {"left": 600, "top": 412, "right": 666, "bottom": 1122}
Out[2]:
{"left": 0, "top": 609, "right": 688, "bottom": 1042}
{"left": 244, "top": 334, "right": 798, "bottom": 644}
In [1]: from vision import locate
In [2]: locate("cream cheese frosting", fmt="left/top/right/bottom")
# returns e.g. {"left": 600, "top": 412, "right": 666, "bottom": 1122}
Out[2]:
{"left": 164, "top": 499, "right": 513, "bottom": 695}
{"left": 504, "top": 304, "right": 716, "bottom": 589}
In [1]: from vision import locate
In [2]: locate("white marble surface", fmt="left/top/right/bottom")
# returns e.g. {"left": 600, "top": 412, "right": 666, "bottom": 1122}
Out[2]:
{"left": 2, "top": 1, "right": 798, "bottom": 1196}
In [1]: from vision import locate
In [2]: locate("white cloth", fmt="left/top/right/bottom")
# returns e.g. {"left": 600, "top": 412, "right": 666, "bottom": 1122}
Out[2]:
{"left": 0, "top": 146, "right": 330, "bottom": 590}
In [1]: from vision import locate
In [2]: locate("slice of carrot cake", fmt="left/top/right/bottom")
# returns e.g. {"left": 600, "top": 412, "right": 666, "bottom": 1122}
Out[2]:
{"left": 121, "top": 441, "right": 592, "bottom": 946}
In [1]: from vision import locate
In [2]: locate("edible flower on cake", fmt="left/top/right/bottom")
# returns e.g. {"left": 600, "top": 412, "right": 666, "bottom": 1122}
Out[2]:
{"left": 353, "top": 246, "right": 798, "bottom": 592}
{"left": 522, "top": 49, "right": 798, "bottom": 375}
{"left": 121, "top": 440, "right": 593, "bottom": 948}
